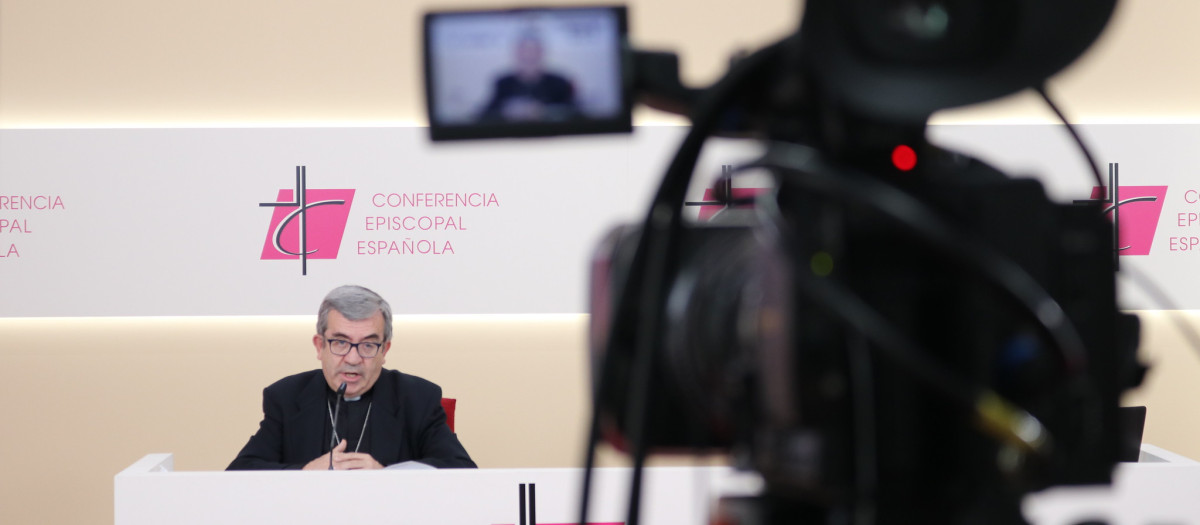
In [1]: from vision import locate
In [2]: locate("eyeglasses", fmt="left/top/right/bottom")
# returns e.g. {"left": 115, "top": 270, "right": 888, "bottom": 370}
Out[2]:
{"left": 325, "top": 338, "right": 383, "bottom": 358}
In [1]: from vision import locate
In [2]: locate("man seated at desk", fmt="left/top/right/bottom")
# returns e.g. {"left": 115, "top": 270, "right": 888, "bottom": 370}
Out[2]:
{"left": 228, "top": 285, "right": 475, "bottom": 470}
{"left": 478, "top": 31, "right": 578, "bottom": 123}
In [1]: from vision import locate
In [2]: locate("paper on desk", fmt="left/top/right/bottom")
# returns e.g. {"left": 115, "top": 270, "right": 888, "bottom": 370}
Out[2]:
{"left": 385, "top": 461, "right": 436, "bottom": 470}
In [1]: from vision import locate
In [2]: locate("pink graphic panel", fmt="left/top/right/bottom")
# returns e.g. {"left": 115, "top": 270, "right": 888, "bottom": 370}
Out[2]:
{"left": 698, "top": 187, "right": 769, "bottom": 221}
{"left": 260, "top": 189, "right": 356, "bottom": 260}
{"left": 1089, "top": 186, "right": 1168, "bottom": 256}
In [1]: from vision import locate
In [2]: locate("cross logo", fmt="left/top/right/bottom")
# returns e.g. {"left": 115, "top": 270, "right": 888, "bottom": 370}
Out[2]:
{"left": 259, "top": 166, "right": 355, "bottom": 275}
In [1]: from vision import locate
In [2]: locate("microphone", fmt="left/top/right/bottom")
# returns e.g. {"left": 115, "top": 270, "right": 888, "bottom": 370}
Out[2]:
{"left": 330, "top": 382, "right": 347, "bottom": 470}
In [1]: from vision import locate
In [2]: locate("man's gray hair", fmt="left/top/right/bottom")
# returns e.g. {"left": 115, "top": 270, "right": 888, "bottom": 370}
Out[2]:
{"left": 317, "top": 285, "right": 393, "bottom": 342}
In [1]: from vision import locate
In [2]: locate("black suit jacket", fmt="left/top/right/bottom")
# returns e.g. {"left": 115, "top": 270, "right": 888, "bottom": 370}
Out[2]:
{"left": 480, "top": 72, "right": 577, "bottom": 121}
{"left": 227, "top": 369, "right": 476, "bottom": 470}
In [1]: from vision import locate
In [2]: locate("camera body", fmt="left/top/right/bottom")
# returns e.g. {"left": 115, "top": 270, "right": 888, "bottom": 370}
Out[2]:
{"left": 424, "top": 1, "right": 1143, "bottom": 523}
{"left": 590, "top": 143, "right": 1141, "bottom": 523}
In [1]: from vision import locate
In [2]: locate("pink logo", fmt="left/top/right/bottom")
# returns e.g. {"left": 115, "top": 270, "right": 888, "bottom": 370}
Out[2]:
{"left": 259, "top": 166, "right": 355, "bottom": 275}
{"left": 1087, "top": 184, "right": 1168, "bottom": 256}
{"left": 685, "top": 166, "right": 770, "bottom": 221}
{"left": 694, "top": 187, "right": 770, "bottom": 221}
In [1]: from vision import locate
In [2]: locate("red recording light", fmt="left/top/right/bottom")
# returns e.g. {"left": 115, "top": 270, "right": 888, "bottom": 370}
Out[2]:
{"left": 891, "top": 145, "right": 917, "bottom": 171}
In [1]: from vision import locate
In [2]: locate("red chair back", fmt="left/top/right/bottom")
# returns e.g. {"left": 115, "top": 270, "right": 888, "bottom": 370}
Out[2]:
{"left": 440, "top": 398, "right": 456, "bottom": 432}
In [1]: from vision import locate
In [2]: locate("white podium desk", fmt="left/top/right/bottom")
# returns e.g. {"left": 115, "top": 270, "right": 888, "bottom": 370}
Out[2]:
{"left": 115, "top": 457, "right": 735, "bottom": 525}
{"left": 116, "top": 446, "right": 1200, "bottom": 525}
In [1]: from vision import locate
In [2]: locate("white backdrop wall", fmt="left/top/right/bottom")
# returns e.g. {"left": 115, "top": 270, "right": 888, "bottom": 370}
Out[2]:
{"left": 3, "top": 124, "right": 1199, "bottom": 315}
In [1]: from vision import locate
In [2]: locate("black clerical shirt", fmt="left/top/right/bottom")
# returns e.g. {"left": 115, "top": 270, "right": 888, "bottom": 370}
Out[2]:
{"left": 329, "top": 390, "right": 374, "bottom": 456}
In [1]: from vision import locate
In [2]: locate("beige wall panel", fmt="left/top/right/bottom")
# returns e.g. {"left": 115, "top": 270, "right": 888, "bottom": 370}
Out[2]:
{"left": 0, "top": 0, "right": 799, "bottom": 126}
{"left": 1, "top": 311, "right": 1197, "bottom": 524}
{"left": 4, "top": 2, "right": 1200, "bottom": 126}
{"left": 0, "top": 315, "right": 597, "bottom": 524}
{"left": 1123, "top": 311, "right": 1200, "bottom": 459}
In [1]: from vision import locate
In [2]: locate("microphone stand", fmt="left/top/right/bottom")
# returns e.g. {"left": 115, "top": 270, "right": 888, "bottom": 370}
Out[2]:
{"left": 329, "top": 382, "right": 347, "bottom": 470}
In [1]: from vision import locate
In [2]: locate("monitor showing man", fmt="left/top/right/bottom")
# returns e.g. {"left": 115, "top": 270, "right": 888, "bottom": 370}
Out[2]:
{"left": 478, "top": 31, "right": 578, "bottom": 122}
{"left": 227, "top": 285, "right": 475, "bottom": 470}
{"left": 423, "top": 6, "right": 630, "bottom": 140}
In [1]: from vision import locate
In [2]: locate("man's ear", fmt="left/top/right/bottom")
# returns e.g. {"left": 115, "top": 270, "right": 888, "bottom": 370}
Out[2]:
{"left": 380, "top": 341, "right": 391, "bottom": 364}
{"left": 313, "top": 334, "right": 324, "bottom": 360}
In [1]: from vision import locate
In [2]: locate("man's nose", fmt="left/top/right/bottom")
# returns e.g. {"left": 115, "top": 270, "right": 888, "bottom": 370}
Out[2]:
{"left": 344, "top": 346, "right": 364, "bottom": 364}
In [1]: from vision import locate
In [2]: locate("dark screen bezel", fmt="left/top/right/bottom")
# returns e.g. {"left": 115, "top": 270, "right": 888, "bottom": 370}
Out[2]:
{"left": 423, "top": 5, "right": 632, "bottom": 141}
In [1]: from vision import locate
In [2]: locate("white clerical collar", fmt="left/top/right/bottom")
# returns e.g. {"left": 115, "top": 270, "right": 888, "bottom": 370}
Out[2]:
{"left": 345, "top": 395, "right": 363, "bottom": 402}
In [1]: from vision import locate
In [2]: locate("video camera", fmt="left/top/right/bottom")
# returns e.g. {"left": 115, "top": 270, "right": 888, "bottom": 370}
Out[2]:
{"left": 423, "top": 2, "right": 1145, "bottom": 524}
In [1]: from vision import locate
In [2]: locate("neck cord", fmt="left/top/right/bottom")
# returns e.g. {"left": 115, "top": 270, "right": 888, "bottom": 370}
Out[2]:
{"left": 327, "top": 398, "right": 373, "bottom": 453}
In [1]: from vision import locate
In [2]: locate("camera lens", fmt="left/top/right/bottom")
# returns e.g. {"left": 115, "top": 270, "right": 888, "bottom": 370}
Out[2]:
{"left": 845, "top": 0, "right": 1017, "bottom": 65}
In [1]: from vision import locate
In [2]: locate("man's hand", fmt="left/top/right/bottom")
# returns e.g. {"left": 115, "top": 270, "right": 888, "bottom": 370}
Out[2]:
{"left": 332, "top": 452, "right": 384, "bottom": 470}
{"left": 302, "top": 439, "right": 384, "bottom": 470}
{"left": 501, "top": 98, "right": 546, "bottom": 121}
{"left": 303, "top": 439, "right": 347, "bottom": 470}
